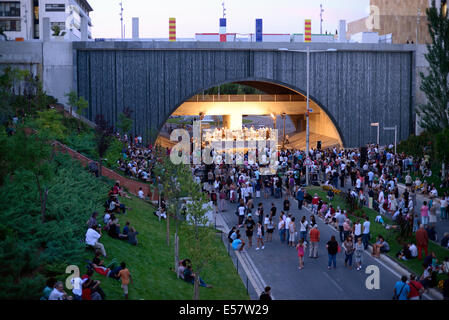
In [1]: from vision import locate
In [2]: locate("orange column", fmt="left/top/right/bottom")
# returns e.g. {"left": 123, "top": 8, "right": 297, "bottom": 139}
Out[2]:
{"left": 169, "top": 18, "right": 176, "bottom": 41}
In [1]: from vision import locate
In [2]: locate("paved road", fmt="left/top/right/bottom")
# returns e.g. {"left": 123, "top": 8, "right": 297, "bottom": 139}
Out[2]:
{"left": 219, "top": 191, "right": 404, "bottom": 300}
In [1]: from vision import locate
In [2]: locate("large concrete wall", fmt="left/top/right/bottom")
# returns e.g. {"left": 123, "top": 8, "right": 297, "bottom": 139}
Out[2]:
{"left": 74, "top": 42, "right": 415, "bottom": 148}
{"left": 0, "top": 41, "right": 73, "bottom": 105}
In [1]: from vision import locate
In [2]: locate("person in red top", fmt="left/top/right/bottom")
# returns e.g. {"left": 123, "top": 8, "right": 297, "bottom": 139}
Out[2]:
{"left": 415, "top": 224, "right": 429, "bottom": 260}
{"left": 408, "top": 274, "right": 425, "bottom": 300}
{"left": 309, "top": 225, "right": 320, "bottom": 258}
{"left": 311, "top": 193, "right": 319, "bottom": 214}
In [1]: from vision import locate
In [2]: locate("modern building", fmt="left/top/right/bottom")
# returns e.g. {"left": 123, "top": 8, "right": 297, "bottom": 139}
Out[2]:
{"left": 347, "top": 0, "right": 448, "bottom": 44}
{"left": 0, "top": 0, "right": 93, "bottom": 41}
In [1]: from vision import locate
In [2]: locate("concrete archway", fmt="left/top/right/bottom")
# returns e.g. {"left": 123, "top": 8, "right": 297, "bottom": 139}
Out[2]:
{"left": 157, "top": 78, "right": 344, "bottom": 149}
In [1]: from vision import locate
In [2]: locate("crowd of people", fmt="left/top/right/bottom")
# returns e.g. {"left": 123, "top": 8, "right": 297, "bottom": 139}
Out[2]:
{"left": 41, "top": 181, "right": 136, "bottom": 300}
{"left": 41, "top": 125, "right": 449, "bottom": 299}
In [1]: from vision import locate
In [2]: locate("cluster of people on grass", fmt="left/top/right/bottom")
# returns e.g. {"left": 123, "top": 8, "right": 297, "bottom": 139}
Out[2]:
{"left": 41, "top": 182, "right": 136, "bottom": 300}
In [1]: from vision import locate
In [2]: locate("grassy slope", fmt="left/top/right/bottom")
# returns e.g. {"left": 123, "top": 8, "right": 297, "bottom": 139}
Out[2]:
{"left": 307, "top": 187, "right": 449, "bottom": 280}
{"left": 79, "top": 195, "right": 249, "bottom": 300}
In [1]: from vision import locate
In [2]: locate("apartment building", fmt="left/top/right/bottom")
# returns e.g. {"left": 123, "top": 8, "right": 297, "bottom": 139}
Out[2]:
{"left": 0, "top": 0, "right": 92, "bottom": 41}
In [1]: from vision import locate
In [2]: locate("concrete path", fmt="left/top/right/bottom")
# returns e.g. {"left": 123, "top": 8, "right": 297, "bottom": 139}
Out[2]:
{"left": 219, "top": 191, "right": 407, "bottom": 300}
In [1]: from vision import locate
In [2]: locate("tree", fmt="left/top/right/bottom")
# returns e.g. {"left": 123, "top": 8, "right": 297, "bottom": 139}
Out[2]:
{"left": 117, "top": 107, "right": 133, "bottom": 143}
{"left": 416, "top": 0, "right": 449, "bottom": 132}
{"left": 51, "top": 24, "right": 66, "bottom": 37}
{"left": 94, "top": 114, "right": 114, "bottom": 177}
{"left": 7, "top": 129, "right": 54, "bottom": 223}
{"left": 181, "top": 188, "right": 218, "bottom": 300}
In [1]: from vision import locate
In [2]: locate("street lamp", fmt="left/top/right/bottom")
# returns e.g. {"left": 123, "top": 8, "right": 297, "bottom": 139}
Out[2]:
{"left": 384, "top": 125, "right": 397, "bottom": 154}
{"left": 278, "top": 47, "right": 337, "bottom": 186}
{"left": 370, "top": 122, "right": 379, "bottom": 145}
{"left": 281, "top": 112, "right": 286, "bottom": 149}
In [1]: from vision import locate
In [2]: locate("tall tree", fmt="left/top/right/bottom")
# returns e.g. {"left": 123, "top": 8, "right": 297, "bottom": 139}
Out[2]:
{"left": 181, "top": 188, "right": 217, "bottom": 300}
{"left": 94, "top": 114, "right": 114, "bottom": 177}
{"left": 417, "top": 0, "right": 449, "bottom": 132}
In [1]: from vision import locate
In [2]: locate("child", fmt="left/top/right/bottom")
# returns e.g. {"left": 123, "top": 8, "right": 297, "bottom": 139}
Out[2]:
{"left": 296, "top": 239, "right": 307, "bottom": 270}
{"left": 117, "top": 262, "right": 133, "bottom": 299}
{"left": 354, "top": 237, "right": 364, "bottom": 271}
{"left": 256, "top": 222, "right": 265, "bottom": 251}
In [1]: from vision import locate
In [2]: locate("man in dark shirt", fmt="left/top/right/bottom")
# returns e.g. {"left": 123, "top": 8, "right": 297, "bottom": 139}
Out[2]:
{"left": 283, "top": 196, "right": 290, "bottom": 213}
{"left": 259, "top": 286, "right": 272, "bottom": 300}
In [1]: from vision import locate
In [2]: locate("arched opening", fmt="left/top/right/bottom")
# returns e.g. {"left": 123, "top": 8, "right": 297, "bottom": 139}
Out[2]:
{"left": 155, "top": 80, "right": 343, "bottom": 151}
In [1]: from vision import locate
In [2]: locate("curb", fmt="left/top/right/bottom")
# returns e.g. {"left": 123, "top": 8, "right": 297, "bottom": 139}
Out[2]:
{"left": 215, "top": 213, "right": 273, "bottom": 300}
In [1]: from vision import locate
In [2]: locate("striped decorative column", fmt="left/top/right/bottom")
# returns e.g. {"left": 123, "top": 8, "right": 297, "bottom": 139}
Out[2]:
{"left": 304, "top": 19, "right": 311, "bottom": 42}
{"left": 219, "top": 18, "right": 226, "bottom": 42}
{"left": 169, "top": 18, "right": 176, "bottom": 41}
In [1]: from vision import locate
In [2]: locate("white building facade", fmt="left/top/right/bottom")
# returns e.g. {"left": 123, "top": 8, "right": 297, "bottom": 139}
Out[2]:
{"left": 0, "top": 0, "right": 92, "bottom": 41}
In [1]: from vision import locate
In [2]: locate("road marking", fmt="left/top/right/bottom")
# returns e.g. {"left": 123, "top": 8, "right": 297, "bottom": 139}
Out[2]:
{"left": 322, "top": 271, "right": 345, "bottom": 292}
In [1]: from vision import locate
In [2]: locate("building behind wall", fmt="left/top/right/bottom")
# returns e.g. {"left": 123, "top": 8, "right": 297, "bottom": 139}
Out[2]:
{"left": 0, "top": 0, "right": 93, "bottom": 41}
{"left": 347, "top": 0, "right": 447, "bottom": 44}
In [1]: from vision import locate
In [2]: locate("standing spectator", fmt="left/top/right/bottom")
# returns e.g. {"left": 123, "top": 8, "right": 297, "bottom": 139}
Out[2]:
{"left": 298, "top": 216, "right": 308, "bottom": 243}
{"left": 342, "top": 235, "right": 355, "bottom": 269}
{"left": 296, "top": 188, "right": 304, "bottom": 210}
{"left": 393, "top": 276, "right": 410, "bottom": 300}
{"left": 266, "top": 216, "right": 275, "bottom": 242}
{"left": 309, "top": 225, "right": 320, "bottom": 258}
{"left": 259, "top": 286, "right": 272, "bottom": 300}
{"left": 353, "top": 219, "right": 362, "bottom": 242}
{"left": 415, "top": 224, "right": 429, "bottom": 260}
{"left": 354, "top": 237, "right": 364, "bottom": 271}
{"left": 420, "top": 201, "right": 429, "bottom": 227}
{"left": 255, "top": 222, "right": 265, "bottom": 251}
{"left": 336, "top": 211, "right": 346, "bottom": 242}
{"left": 326, "top": 235, "right": 339, "bottom": 270}
{"left": 118, "top": 262, "right": 133, "bottom": 299}
{"left": 244, "top": 214, "right": 255, "bottom": 249}
{"left": 407, "top": 274, "right": 424, "bottom": 300}
{"left": 278, "top": 215, "right": 286, "bottom": 244}
{"left": 440, "top": 196, "right": 448, "bottom": 220}
{"left": 283, "top": 195, "right": 290, "bottom": 214}
{"left": 362, "top": 217, "right": 371, "bottom": 250}
{"left": 296, "top": 239, "right": 307, "bottom": 270}
{"left": 288, "top": 217, "right": 296, "bottom": 247}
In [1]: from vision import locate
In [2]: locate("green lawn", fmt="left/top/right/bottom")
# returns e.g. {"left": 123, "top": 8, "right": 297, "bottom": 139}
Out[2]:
{"left": 307, "top": 187, "right": 449, "bottom": 281}
{"left": 78, "top": 195, "right": 249, "bottom": 300}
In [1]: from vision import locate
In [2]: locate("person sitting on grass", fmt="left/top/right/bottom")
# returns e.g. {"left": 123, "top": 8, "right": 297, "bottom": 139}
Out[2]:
{"left": 397, "top": 243, "right": 412, "bottom": 261}
{"left": 154, "top": 206, "right": 167, "bottom": 220}
{"left": 183, "top": 264, "right": 212, "bottom": 288}
{"left": 81, "top": 269, "right": 105, "bottom": 300}
{"left": 372, "top": 235, "right": 390, "bottom": 258}
{"left": 127, "top": 227, "right": 139, "bottom": 246}
{"left": 48, "top": 281, "right": 72, "bottom": 300}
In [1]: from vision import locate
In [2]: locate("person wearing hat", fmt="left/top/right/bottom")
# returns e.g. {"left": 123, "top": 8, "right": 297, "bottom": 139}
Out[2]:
{"left": 244, "top": 214, "right": 255, "bottom": 249}
{"left": 309, "top": 224, "right": 320, "bottom": 258}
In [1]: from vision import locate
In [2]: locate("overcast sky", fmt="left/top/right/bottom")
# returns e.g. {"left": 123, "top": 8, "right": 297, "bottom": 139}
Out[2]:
{"left": 89, "top": 0, "right": 370, "bottom": 39}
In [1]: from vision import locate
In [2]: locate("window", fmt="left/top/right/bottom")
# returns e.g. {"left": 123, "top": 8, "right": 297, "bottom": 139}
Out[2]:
{"left": 0, "top": 19, "right": 21, "bottom": 31}
{"left": 45, "top": 4, "right": 65, "bottom": 12}
{"left": 0, "top": 2, "right": 21, "bottom": 17}
{"left": 51, "top": 21, "right": 65, "bottom": 31}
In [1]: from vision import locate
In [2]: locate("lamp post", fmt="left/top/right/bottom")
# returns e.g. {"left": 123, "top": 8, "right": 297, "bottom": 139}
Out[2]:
{"left": 281, "top": 112, "right": 286, "bottom": 149}
{"left": 370, "top": 122, "right": 379, "bottom": 145}
{"left": 278, "top": 47, "right": 337, "bottom": 186}
{"left": 384, "top": 125, "right": 397, "bottom": 154}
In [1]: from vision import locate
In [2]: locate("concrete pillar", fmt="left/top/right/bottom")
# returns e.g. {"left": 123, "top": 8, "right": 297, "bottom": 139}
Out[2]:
{"left": 42, "top": 17, "right": 50, "bottom": 42}
{"left": 81, "top": 16, "right": 88, "bottom": 41}
{"left": 132, "top": 17, "right": 139, "bottom": 40}
{"left": 338, "top": 20, "right": 346, "bottom": 42}
{"left": 222, "top": 115, "right": 231, "bottom": 129}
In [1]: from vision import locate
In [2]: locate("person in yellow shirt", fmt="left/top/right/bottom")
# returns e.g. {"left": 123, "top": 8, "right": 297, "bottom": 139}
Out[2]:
{"left": 118, "top": 262, "right": 133, "bottom": 299}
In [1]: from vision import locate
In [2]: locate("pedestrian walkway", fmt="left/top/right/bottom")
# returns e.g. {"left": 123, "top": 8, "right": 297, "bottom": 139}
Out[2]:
{"left": 219, "top": 191, "right": 404, "bottom": 300}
